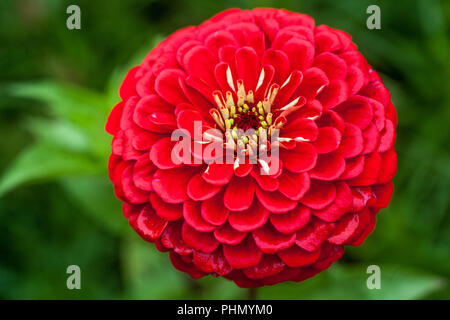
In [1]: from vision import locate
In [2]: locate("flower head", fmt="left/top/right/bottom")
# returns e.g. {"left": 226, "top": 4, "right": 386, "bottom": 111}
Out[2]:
{"left": 106, "top": 8, "right": 397, "bottom": 287}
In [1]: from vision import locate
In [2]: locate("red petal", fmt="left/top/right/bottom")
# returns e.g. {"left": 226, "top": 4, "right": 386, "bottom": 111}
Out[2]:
{"left": 313, "top": 52, "right": 347, "bottom": 80}
{"left": 291, "top": 99, "right": 323, "bottom": 119}
{"left": 160, "top": 222, "right": 192, "bottom": 255}
{"left": 327, "top": 212, "right": 360, "bottom": 245}
{"left": 235, "top": 46, "right": 260, "bottom": 91}
{"left": 262, "top": 267, "right": 303, "bottom": 286}
{"left": 185, "top": 75, "right": 215, "bottom": 104}
{"left": 348, "top": 152, "right": 381, "bottom": 186}
{"left": 152, "top": 167, "right": 198, "bottom": 204}
{"left": 359, "top": 80, "right": 390, "bottom": 106}
{"left": 309, "top": 152, "right": 346, "bottom": 181}
{"left": 177, "top": 40, "right": 202, "bottom": 68}
{"left": 134, "top": 95, "right": 176, "bottom": 132}
{"left": 371, "top": 182, "right": 394, "bottom": 208}
{"left": 295, "top": 67, "right": 329, "bottom": 100}
{"left": 228, "top": 200, "right": 269, "bottom": 232}
{"left": 193, "top": 248, "right": 233, "bottom": 276}
{"left": 346, "top": 66, "right": 365, "bottom": 95}
{"left": 154, "top": 69, "right": 187, "bottom": 106}
{"left": 262, "top": 49, "right": 290, "bottom": 84}
{"left": 132, "top": 154, "right": 156, "bottom": 191}
{"left": 214, "top": 62, "right": 236, "bottom": 94}
{"left": 150, "top": 193, "right": 183, "bottom": 221}
{"left": 315, "top": 31, "right": 340, "bottom": 53}
{"left": 274, "top": 70, "right": 304, "bottom": 109}
{"left": 119, "top": 66, "right": 138, "bottom": 99}
{"left": 377, "top": 149, "right": 397, "bottom": 183}
{"left": 316, "top": 110, "right": 345, "bottom": 132}
{"left": 254, "top": 65, "right": 275, "bottom": 101}
{"left": 105, "top": 102, "right": 124, "bottom": 135}
{"left": 351, "top": 187, "right": 373, "bottom": 212}
{"left": 340, "top": 155, "right": 365, "bottom": 179}
{"left": 362, "top": 122, "right": 380, "bottom": 154}
{"left": 312, "top": 127, "right": 342, "bottom": 154}
{"left": 312, "top": 181, "right": 352, "bottom": 222}
{"left": 312, "top": 242, "right": 344, "bottom": 270}
{"left": 234, "top": 163, "right": 253, "bottom": 177}
{"left": 181, "top": 222, "right": 219, "bottom": 253}
{"left": 187, "top": 173, "right": 222, "bottom": 201}
{"left": 169, "top": 251, "right": 206, "bottom": 279}
{"left": 131, "top": 131, "right": 163, "bottom": 151}
{"left": 252, "top": 223, "right": 296, "bottom": 254}
{"left": 348, "top": 208, "right": 376, "bottom": 246}
{"left": 224, "top": 176, "right": 256, "bottom": 211}
{"left": 334, "top": 96, "right": 373, "bottom": 130}
{"left": 279, "top": 13, "right": 315, "bottom": 29}
{"left": 226, "top": 270, "right": 262, "bottom": 288}
{"left": 337, "top": 123, "right": 364, "bottom": 158}
{"left": 149, "top": 137, "right": 182, "bottom": 169}
{"left": 295, "top": 217, "right": 335, "bottom": 252}
{"left": 282, "top": 38, "right": 314, "bottom": 71}
{"left": 136, "top": 72, "right": 156, "bottom": 97}
{"left": 130, "top": 205, "right": 168, "bottom": 242}
{"left": 300, "top": 180, "right": 337, "bottom": 210}
{"left": 183, "top": 200, "right": 216, "bottom": 232}
{"left": 203, "top": 163, "right": 234, "bottom": 186}
{"left": 178, "top": 78, "right": 213, "bottom": 117}
{"left": 223, "top": 235, "right": 263, "bottom": 269}
{"left": 270, "top": 205, "right": 311, "bottom": 234}
{"left": 176, "top": 109, "right": 206, "bottom": 139}
{"left": 281, "top": 142, "right": 317, "bottom": 173}
{"left": 242, "top": 255, "right": 285, "bottom": 280}
{"left": 278, "top": 245, "right": 321, "bottom": 267}
{"left": 317, "top": 80, "right": 349, "bottom": 110}
{"left": 386, "top": 101, "right": 397, "bottom": 126}
{"left": 378, "top": 119, "right": 395, "bottom": 152}
{"left": 183, "top": 46, "right": 218, "bottom": 85}
{"left": 278, "top": 171, "right": 310, "bottom": 201}
{"left": 214, "top": 222, "right": 247, "bottom": 245}
{"left": 369, "top": 98, "right": 386, "bottom": 131}
{"left": 201, "top": 192, "right": 229, "bottom": 226}
{"left": 250, "top": 169, "right": 279, "bottom": 191}
{"left": 121, "top": 165, "right": 149, "bottom": 204}
{"left": 255, "top": 188, "right": 298, "bottom": 213}
{"left": 282, "top": 118, "right": 319, "bottom": 142}
{"left": 205, "top": 30, "right": 238, "bottom": 53}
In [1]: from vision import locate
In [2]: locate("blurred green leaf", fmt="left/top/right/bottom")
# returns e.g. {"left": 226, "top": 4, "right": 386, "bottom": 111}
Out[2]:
{"left": 61, "top": 176, "right": 127, "bottom": 235}
{"left": 120, "top": 235, "right": 246, "bottom": 299}
{"left": 7, "top": 81, "right": 105, "bottom": 119}
{"left": 259, "top": 264, "right": 445, "bottom": 299}
{"left": 120, "top": 235, "right": 186, "bottom": 299}
{"left": 26, "top": 118, "right": 91, "bottom": 153}
{"left": 0, "top": 143, "right": 99, "bottom": 197}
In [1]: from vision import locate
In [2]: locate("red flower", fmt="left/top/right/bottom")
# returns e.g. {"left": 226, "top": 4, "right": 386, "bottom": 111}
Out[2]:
{"left": 106, "top": 8, "right": 397, "bottom": 288}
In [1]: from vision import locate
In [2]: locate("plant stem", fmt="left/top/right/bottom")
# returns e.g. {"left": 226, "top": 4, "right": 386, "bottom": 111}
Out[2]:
{"left": 247, "top": 287, "right": 257, "bottom": 300}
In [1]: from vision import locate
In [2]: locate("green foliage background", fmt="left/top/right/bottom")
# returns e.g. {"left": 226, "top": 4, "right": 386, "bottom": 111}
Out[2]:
{"left": 0, "top": 0, "right": 449, "bottom": 299}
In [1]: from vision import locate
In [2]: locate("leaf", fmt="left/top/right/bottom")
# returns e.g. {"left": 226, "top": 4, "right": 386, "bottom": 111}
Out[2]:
{"left": 0, "top": 143, "right": 99, "bottom": 197}
{"left": 7, "top": 81, "right": 105, "bottom": 121}
{"left": 258, "top": 263, "right": 445, "bottom": 300}
{"left": 120, "top": 235, "right": 186, "bottom": 299}
{"left": 61, "top": 175, "right": 127, "bottom": 235}
{"left": 26, "top": 118, "right": 91, "bottom": 153}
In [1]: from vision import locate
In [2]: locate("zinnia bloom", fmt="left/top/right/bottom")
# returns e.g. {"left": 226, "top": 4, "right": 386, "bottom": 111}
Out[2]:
{"left": 106, "top": 8, "right": 397, "bottom": 288}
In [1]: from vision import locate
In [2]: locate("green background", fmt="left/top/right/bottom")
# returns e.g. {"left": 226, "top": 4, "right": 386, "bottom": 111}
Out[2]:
{"left": 0, "top": 0, "right": 449, "bottom": 299}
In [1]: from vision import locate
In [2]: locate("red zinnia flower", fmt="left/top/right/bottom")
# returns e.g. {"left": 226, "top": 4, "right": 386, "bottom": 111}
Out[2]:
{"left": 106, "top": 8, "right": 397, "bottom": 288}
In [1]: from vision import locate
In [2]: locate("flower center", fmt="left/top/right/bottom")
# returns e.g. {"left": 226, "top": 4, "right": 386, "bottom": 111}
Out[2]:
{"left": 208, "top": 80, "right": 283, "bottom": 151}
{"left": 234, "top": 110, "right": 261, "bottom": 131}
